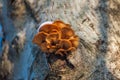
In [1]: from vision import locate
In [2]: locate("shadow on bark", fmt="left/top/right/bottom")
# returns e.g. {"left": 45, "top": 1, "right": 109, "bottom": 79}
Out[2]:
{"left": 0, "top": 0, "right": 16, "bottom": 43}
{"left": 91, "top": 0, "right": 118, "bottom": 80}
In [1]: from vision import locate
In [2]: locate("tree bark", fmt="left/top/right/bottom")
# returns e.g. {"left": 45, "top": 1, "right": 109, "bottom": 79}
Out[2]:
{"left": 0, "top": 0, "right": 120, "bottom": 80}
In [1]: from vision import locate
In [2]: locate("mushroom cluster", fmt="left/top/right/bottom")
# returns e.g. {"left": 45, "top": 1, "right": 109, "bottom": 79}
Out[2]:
{"left": 33, "top": 20, "right": 79, "bottom": 56}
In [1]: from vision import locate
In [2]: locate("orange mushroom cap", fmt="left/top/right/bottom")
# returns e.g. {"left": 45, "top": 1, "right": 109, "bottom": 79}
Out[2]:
{"left": 32, "top": 20, "right": 79, "bottom": 55}
{"left": 69, "top": 36, "right": 79, "bottom": 48}
{"left": 32, "top": 32, "right": 48, "bottom": 46}
{"left": 61, "top": 27, "right": 75, "bottom": 39}
{"left": 55, "top": 49, "right": 67, "bottom": 56}
{"left": 39, "top": 24, "right": 60, "bottom": 33}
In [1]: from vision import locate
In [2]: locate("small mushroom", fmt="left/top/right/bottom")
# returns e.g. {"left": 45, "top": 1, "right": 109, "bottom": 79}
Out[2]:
{"left": 46, "top": 32, "right": 60, "bottom": 44}
{"left": 39, "top": 24, "right": 60, "bottom": 34}
{"left": 40, "top": 42, "right": 49, "bottom": 53}
{"left": 61, "top": 27, "right": 75, "bottom": 39}
{"left": 55, "top": 49, "right": 67, "bottom": 56}
{"left": 37, "top": 21, "right": 53, "bottom": 32}
{"left": 32, "top": 32, "right": 48, "bottom": 46}
{"left": 53, "top": 20, "right": 67, "bottom": 29}
{"left": 59, "top": 39, "right": 72, "bottom": 50}
{"left": 69, "top": 36, "right": 79, "bottom": 48}
{"left": 53, "top": 20, "right": 71, "bottom": 29}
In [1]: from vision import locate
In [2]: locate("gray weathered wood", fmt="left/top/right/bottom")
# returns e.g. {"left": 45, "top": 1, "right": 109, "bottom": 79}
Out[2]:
{"left": 0, "top": 0, "right": 120, "bottom": 80}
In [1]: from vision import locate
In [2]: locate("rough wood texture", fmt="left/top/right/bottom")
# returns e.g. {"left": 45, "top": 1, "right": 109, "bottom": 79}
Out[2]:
{"left": 0, "top": 0, "right": 120, "bottom": 80}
